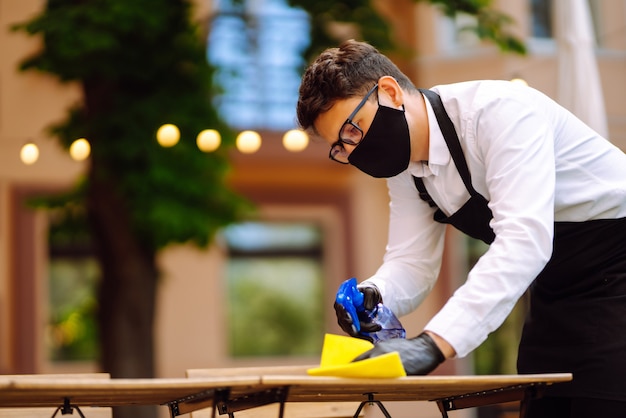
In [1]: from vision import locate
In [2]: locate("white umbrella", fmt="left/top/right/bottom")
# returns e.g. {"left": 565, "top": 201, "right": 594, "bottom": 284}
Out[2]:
{"left": 554, "top": 0, "right": 608, "bottom": 138}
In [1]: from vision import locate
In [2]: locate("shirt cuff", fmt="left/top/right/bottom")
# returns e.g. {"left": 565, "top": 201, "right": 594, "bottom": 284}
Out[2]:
{"left": 424, "top": 303, "right": 485, "bottom": 359}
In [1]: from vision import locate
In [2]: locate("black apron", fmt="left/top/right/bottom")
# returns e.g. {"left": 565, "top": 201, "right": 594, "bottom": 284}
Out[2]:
{"left": 416, "top": 89, "right": 626, "bottom": 400}
{"left": 414, "top": 89, "right": 495, "bottom": 244}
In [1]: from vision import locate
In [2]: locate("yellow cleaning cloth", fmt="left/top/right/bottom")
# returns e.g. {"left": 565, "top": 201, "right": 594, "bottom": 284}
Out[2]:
{"left": 307, "top": 334, "right": 406, "bottom": 378}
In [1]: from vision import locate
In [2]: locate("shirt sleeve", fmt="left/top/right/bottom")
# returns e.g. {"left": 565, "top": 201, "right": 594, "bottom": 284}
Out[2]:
{"left": 425, "top": 89, "right": 556, "bottom": 357}
{"left": 362, "top": 171, "right": 447, "bottom": 317}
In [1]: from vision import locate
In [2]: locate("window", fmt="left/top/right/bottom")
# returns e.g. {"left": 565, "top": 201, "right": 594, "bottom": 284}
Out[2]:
{"left": 530, "top": 1, "right": 602, "bottom": 51}
{"left": 588, "top": 0, "right": 602, "bottom": 47}
{"left": 48, "top": 257, "right": 100, "bottom": 361}
{"left": 46, "top": 213, "right": 100, "bottom": 363}
{"left": 207, "top": 0, "right": 310, "bottom": 131}
{"left": 437, "top": 12, "right": 481, "bottom": 54}
{"left": 223, "top": 221, "right": 324, "bottom": 357}
{"left": 531, "top": 0, "right": 553, "bottom": 39}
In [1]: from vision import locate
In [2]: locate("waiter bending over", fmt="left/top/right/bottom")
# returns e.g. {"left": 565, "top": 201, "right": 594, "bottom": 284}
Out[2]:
{"left": 296, "top": 40, "right": 626, "bottom": 418}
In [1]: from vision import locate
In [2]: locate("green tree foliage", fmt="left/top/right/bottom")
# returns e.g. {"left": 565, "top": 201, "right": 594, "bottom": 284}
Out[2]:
{"left": 14, "top": 0, "right": 250, "bottom": 252}
{"left": 289, "top": 0, "right": 525, "bottom": 60}
{"left": 424, "top": 0, "right": 526, "bottom": 53}
{"left": 287, "top": 0, "right": 396, "bottom": 60}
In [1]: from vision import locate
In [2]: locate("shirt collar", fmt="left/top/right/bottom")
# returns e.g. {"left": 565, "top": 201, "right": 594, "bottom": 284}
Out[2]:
{"left": 408, "top": 92, "right": 451, "bottom": 178}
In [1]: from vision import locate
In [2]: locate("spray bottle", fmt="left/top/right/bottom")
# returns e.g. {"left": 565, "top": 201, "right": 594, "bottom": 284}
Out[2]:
{"left": 335, "top": 277, "right": 406, "bottom": 343}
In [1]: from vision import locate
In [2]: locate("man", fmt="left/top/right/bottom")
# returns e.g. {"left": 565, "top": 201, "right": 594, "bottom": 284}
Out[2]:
{"left": 296, "top": 39, "right": 626, "bottom": 417}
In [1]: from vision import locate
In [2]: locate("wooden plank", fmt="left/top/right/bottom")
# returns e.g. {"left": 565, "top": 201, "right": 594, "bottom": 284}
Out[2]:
{"left": 0, "top": 377, "right": 261, "bottom": 408}
{"left": 260, "top": 373, "right": 573, "bottom": 403}
{"left": 0, "top": 374, "right": 112, "bottom": 418}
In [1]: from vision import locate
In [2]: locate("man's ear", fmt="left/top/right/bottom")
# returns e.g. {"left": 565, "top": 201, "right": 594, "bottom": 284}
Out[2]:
{"left": 377, "top": 76, "right": 404, "bottom": 107}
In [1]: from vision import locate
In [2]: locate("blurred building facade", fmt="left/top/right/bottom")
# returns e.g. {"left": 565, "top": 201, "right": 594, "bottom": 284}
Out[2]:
{"left": 1, "top": 0, "right": 625, "bottom": 416}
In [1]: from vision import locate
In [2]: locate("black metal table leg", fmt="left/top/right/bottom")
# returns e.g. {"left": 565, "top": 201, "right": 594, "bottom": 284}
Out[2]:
{"left": 353, "top": 393, "right": 392, "bottom": 418}
{"left": 51, "top": 398, "right": 86, "bottom": 418}
{"left": 435, "top": 383, "right": 544, "bottom": 418}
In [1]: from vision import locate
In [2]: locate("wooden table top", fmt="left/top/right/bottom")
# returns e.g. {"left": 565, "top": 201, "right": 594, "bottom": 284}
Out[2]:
{"left": 262, "top": 373, "right": 573, "bottom": 402}
{"left": 0, "top": 373, "right": 572, "bottom": 408}
{"left": 0, "top": 376, "right": 259, "bottom": 408}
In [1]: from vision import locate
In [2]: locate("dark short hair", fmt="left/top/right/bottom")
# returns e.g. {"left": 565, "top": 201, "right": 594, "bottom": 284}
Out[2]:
{"left": 296, "top": 39, "right": 416, "bottom": 135}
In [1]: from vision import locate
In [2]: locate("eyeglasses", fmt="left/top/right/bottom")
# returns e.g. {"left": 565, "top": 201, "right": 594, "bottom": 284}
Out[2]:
{"left": 329, "top": 84, "right": 378, "bottom": 164}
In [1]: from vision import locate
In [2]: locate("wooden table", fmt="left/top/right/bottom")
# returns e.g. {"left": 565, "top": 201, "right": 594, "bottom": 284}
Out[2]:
{"left": 0, "top": 373, "right": 572, "bottom": 418}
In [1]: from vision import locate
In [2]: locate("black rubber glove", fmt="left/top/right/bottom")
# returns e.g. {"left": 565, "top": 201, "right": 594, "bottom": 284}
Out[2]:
{"left": 334, "top": 285, "right": 382, "bottom": 341}
{"left": 353, "top": 332, "right": 445, "bottom": 375}
{"left": 360, "top": 285, "right": 381, "bottom": 310}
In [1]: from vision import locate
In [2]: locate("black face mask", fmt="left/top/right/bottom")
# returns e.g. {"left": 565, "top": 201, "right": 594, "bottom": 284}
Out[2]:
{"left": 348, "top": 105, "right": 411, "bottom": 178}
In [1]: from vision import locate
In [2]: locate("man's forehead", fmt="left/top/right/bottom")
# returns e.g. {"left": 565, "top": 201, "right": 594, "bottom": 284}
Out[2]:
{"left": 313, "top": 97, "right": 361, "bottom": 142}
{"left": 311, "top": 115, "right": 334, "bottom": 143}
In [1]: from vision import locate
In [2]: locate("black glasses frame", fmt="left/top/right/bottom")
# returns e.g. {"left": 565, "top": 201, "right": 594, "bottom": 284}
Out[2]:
{"left": 328, "top": 84, "right": 379, "bottom": 164}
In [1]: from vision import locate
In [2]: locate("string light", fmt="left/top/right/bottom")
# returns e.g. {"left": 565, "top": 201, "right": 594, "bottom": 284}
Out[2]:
{"left": 22, "top": 127, "right": 305, "bottom": 162}
{"left": 282, "top": 129, "right": 308, "bottom": 152}
{"left": 236, "top": 130, "right": 261, "bottom": 154}
{"left": 20, "top": 142, "right": 39, "bottom": 165}
{"left": 196, "top": 129, "right": 221, "bottom": 152}
{"left": 156, "top": 124, "right": 180, "bottom": 147}
{"left": 69, "top": 138, "right": 91, "bottom": 161}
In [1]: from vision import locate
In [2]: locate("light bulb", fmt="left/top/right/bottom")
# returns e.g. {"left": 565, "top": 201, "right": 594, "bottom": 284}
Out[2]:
{"left": 197, "top": 129, "right": 221, "bottom": 152}
{"left": 69, "top": 138, "right": 91, "bottom": 161}
{"left": 236, "top": 131, "right": 261, "bottom": 154}
{"left": 282, "top": 129, "right": 309, "bottom": 152}
{"left": 20, "top": 143, "right": 39, "bottom": 165}
{"left": 156, "top": 124, "right": 180, "bottom": 147}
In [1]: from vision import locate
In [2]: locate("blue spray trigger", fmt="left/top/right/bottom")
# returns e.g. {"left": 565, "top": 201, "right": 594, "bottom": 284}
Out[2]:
{"left": 335, "top": 278, "right": 364, "bottom": 332}
{"left": 336, "top": 278, "right": 406, "bottom": 342}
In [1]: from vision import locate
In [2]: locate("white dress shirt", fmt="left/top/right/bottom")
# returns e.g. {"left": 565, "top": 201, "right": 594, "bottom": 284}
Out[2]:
{"left": 362, "top": 80, "right": 626, "bottom": 358}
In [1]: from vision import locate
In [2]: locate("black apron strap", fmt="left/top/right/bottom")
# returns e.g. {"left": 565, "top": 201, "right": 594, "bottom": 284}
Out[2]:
{"left": 413, "top": 178, "right": 438, "bottom": 208}
{"left": 418, "top": 89, "right": 480, "bottom": 196}
{"left": 413, "top": 89, "right": 496, "bottom": 244}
